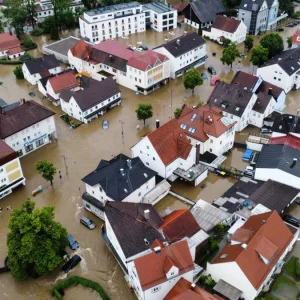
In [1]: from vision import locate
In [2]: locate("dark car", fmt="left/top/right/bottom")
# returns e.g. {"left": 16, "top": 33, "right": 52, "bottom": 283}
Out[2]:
{"left": 80, "top": 216, "right": 96, "bottom": 230}
{"left": 243, "top": 170, "right": 254, "bottom": 178}
{"left": 61, "top": 255, "right": 81, "bottom": 273}
{"left": 275, "top": 28, "right": 284, "bottom": 32}
{"left": 282, "top": 215, "right": 300, "bottom": 227}
{"left": 138, "top": 45, "right": 148, "bottom": 50}
{"left": 260, "top": 127, "right": 272, "bottom": 134}
{"left": 207, "top": 66, "right": 217, "bottom": 75}
{"left": 285, "top": 23, "right": 294, "bottom": 27}
{"left": 295, "top": 199, "right": 300, "bottom": 205}
{"left": 67, "top": 234, "right": 79, "bottom": 250}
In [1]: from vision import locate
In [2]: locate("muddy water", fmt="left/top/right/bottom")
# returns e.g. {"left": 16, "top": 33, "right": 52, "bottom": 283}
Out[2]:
{"left": 1, "top": 14, "right": 300, "bottom": 300}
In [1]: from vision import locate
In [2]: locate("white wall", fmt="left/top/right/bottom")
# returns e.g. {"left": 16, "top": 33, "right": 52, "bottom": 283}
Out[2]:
{"left": 2, "top": 115, "right": 57, "bottom": 157}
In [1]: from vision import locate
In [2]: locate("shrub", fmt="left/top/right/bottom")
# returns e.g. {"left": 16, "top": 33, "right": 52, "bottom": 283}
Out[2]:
{"left": 295, "top": 257, "right": 300, "bottom": 280}
{"left": 13, "top": 66, "right": 24, "bottom": 79}
{"left": 0, "top": 59, "right": 23, "bottom": 65}
{"left": 23, "top": 38, "right": 36, "bottom": 49}
{"left": 208, "top": 237, "right": 219, "bottom": 252}
{"left": 31, "top": 28, "right": 43, "bottom": 36}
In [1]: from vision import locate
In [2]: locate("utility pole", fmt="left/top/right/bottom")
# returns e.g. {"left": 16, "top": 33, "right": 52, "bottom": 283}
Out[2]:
{"left": 170, "top": 89, "right": 173, "bottom": 108}
{"left": 61, "top": 155, "right": 68, "bottom": 175}
{"left": 119, "top": 120, "right": 125, "bottom": 144}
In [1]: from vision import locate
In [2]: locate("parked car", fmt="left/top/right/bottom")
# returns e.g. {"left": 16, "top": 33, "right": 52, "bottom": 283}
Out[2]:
{"left": 260, "top": 127, "right": 272, "bottom": 134}
{"left": 80, "top": 216, "right": 96, "bottom": 230}
{"left": 282, "top": 215, "right": 300, "bottom": 227}
{"left": 285, "top": 23, "right": 294, "bottom": 27}
{"left": 295, "top": 199, "right": 300, "bottom": 205}
{"left": 138, "top": 45, "right": 148, "bottom": 50}
{"left": 207, "top": 66, "right": 217, "bottom": 75}
{"left": 239, "top": 52, "right": 245, "bottom": 58}
{"left": 201, "top": 72, "right": 208, "bottom": 80}
{"left": 275, "top": 28, "right": 284, "bottom": 32}
{"left": 245, "top": 166, "right": 254, "bottom": 172}
{"left": 243, "top": 170, "right": 254, "bottom": 177}
{"left": 61, "top": 255, "right": 82, "bottom": 273}
{"left": 210, "top": 76, "right": 220, "bottom": 86}
{"left": 102, "top": 119, "right": 109, "bottom": 129}
{"left": 67, "top": 234, "right": 79, "bottom": 250}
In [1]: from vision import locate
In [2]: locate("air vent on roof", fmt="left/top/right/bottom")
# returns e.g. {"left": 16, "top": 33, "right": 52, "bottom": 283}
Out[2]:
{"left": 244, "top": 87, "right": 247, "bottom": 90}
{"left": 154, "top": 246, "right": 161, "bottom": 254}
{"left": 143, "top": 173, "right": 148, "bottom": 178}
{"left": 220, "top": 254, "right": 228, "bottom": 259}
{"left": 279, "top": 125, "right": 282, "bottom": 130}
{"left": 144, "top": 238, "right": 149, "bottom": 246}
{"left": 144, "top": 209, "right": 150, "bottom": 219}
{"left": 291, "top": 158, "right": 297, "bottom": 169}
{"left": 124, "top": 188, "right": 128, "bottom": 193}
{"left": 242, "top": 243, "right": 247, "bottom": 249}
{"left": 120, "top": 168, "right": 125, "bottom": 176}
{"left": 176, "top": 39, "right": 180, "bottom": 46}
{"left": 191, "top": 283, "right": 196, "bottom": 290}
{"left": 236, "top": 107, "right": 240, "bottom": 111}
{"left": 278, "top": 58, "right": 282, "bottom": 61}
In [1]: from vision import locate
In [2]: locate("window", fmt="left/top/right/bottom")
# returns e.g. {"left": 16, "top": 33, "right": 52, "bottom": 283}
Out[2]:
{"left": 153, "top": 157, "right": 155, "bottom": 161}
{"left": 146, "top": 146, "right": 149, "bottom": 149}
{"left": 25, "top": 144, "right": 34, "bottom": 153}
{"left": 274, "top": 77, "right": 277, "bottom": 80}
{"left": 86, "top": 203, "right": 91, "bottom": 209}
{"left": 36, "top": 138, "right": 44, "bottom": 147}
{"left": 152, "top": 286, "right": 160, "bottom": 293}
{"left": 140, "top": 150, "right": 143, "bottom": 154}
{"left": 146, "top": 162, "right": 149, "bottom": 166}
{"left": 210, "top": 139, "right": 213, "bottom": 143}
{"left": 138, "top": 192, "right": 141, "bottom": 197}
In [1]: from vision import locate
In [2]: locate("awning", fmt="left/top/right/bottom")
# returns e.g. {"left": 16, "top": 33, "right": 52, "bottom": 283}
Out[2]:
{"left": 214, "top": 279, "right": 243, "bottom": 300}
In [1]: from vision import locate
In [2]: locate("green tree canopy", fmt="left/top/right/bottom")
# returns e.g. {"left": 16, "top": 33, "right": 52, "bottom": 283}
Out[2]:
{"left": 287, "top": 36, "right": 292, "bottom": 49}
{"left": 174, "top": 108, "right": 182, "bottom": 119}
{"left": 135, "top": 103, "right": 153, "bottom": 126}
{"left": 278, "top": 0, "right": 294, "bottom": 17}
{"left": 36, "top": 160, "right": 56, "bottom": 186}
{"left": 222, "top": 38, "right": 231, "bottom": 48}
{"left": 244, "top": 35, "right": 254, "bottom": 50}
{"left": 260, "top": 33, "right": 284, "bottom": 59}
{"left": 184, "top": 68, "right": 203, "bottom": 95}
{"left": 220, "top": 42, "right": 239, "bottom": 69}
{"left": 13, "top": 66, "right": 24, "bottom": 79}
{"left": 7, "top": 199, "right": 68, "bottom": 280}
{"left": 250, "top": 44, "right": 269, "bottom": 67}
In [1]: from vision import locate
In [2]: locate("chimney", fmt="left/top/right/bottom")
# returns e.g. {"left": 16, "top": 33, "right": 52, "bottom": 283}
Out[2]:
{"left": 176, "top": 39, "right": 180, "bottom": 46}
{"left": 156, "top": 119, "right": 160, "bottom": 128}
{"left": 144, "top": 238, "right": 149, "bottom": 246}
{"left": 153, "top": 246, "right": 161, "bottom": 254}
{"left": 109, "top": 55, "right": 113, "bottom": 61}
{"left": 191, "top": 283, "right": 196, "bottom": 290}
{"left": 127, "top": 159, "right": 132, "bottom": 169}
{"left": 195, "top": 142, "right": 200, "bottom": 164}
{"left": 144, "top": 209, "right": 150, "bottom": 219}
{"left": 120, "top": 168, "right": 125, "bottom": 176}
{"left": 268, "top": 87, "right": 272, "bottom": 95}
{"left": 241, "top": 243, "right": 247, "bottom": 250}
{"left": 291, "top": 158, "right": 297, "bottom": 168}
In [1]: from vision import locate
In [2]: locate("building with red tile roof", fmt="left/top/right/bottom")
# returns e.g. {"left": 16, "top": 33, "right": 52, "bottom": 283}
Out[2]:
{"left": 68, "top": 39, "right": 170, "bottom": 95}
{"left": 0, "top": 33, "right": 24, "bottom": 59}
{"left": 164, "top": 277, "right": 224, "bottom": 300}
{"left": 128, "top": 240, "right": 195, "bottom": 300}
{"left": 292, "top": 29, "right": 300, "bottom": 48}
{"left": 206, "top": 211, "right": 298, "bottom": 300}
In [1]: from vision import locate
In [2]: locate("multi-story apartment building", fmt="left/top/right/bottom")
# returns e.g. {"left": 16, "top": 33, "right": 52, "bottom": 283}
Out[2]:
{"left": 79, "top": 1, "right": 177, "bottom": 43}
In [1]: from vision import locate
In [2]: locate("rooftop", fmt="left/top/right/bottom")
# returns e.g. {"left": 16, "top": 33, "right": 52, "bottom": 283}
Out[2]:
{"left": 252, "top": 92, "right": 273, "bottom": 114}
{"left": 207, "top": 81, "right": 254, "bottom": 117}
{"left": 23, "top": 54, "right": 60, "bottom": 75}
{"left": 292, "top": 29, "right": 300, "bottom": 45}
{"left": 271, "top": 114, "right": 300, "bottom": 134}
{"left": 0, "top": 140, "right": 17, "bottom": 166}
{"left": 81, "top": 154, "right": 156, "bottom": 202}
{"left": 213, "top": 280, "right": 242, "bottom": 300}
{"left": 143, "top": 2, "right": 175, "bottom": 14}
{"left": 48, "top": 70, "right": 78, "bottom": 94}
{"left": 211, "top": 211, "right": 294, "bottom": 289}
{"left": 212, "top": 15, "right": 241, "bottom": 33}
{"left": 0, "top": 32, "right": 21, "bottom": 52}
{"left": 134, "top": 240, "right": 194, "bottom": 290}
{"left": 0, "top": 100, "right": 55, "bottom": 139}
{"left": 172, "top": 2, "right": 189, "bottom": 13}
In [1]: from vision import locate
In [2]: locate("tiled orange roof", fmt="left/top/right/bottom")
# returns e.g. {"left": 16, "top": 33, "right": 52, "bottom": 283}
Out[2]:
{"left": 147, "top": 118, "right": 193, "bottom": 166}
{"left": 0, "top": 140, "right": 17, "bottom": 166}
{"left": 0, "top": 33, "right": 20, "bottom": 52}
{"left": 231, "top": 227, "right": 252, "bottom": 243}
{"left": 160, "top": 209, "right": 201, "bottom": 243}
{"left": 70, "top": 39, "right": 91, "bottom": 60}
{"left": 292, "top": 29, "right": 300, "bottom": 45}
{"left": 163, "top": 256, "right": 176, "bottom": 274}
{"left": 164, "top": 278, "right": 224, "bottom": 300}
{"left": 212, "top": 15, "right": 241, "bottom": 33}
{"left": 134, "top": 240, "right": 194, "bottom": 291}
{"left": 211, "top": 211, "right": 294, "bottom": 289}
{"left": 48, "top": 71, "right": 78, "bottom": 94}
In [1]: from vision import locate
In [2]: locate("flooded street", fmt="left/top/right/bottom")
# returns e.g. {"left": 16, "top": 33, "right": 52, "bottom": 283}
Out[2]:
{"left": 1, "top": 13, "right": 300, "bottom": 300}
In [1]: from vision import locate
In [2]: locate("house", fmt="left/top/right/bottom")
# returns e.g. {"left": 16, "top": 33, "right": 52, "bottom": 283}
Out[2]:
{"left": 0, "top": 140, "right": 25, "bottom": 199}
{"left": 182, "top": 0, "right": 225, "bottom": 29}
{"left": 0, "top": 100, "right": 57, "bottom": 157}
{"left": 102, "top": 201, "right": 206, "bottom": 273}
{"left": 38, "top": 70, "right": 78, "bottom": 106}
{"left": 206, "top": 211, "right": 298, "bottom": 300}
{"left": 60, "top": 76, "right": 121, "bottom": 123}
{"left": 256, "top": 47, "right": 300, "bottom": 93}
{"left": 231, "top": 70, "right": 286, "bottom": 112}
{"left": 292, "top": 29, "right": 300, "bottom": 49}
{"left": 132, "top": 104, "right": 235, "bottom": 179}
{"left": 128, "top": 240, "right": 195, "bottom": 300}
{"left": 207, "top": 82, "right": 257, "bottom": 132}
{"left": 213, "top": 177, "right": 300, "bottom": 218}
{"left": 203, "top": 15, "right": 247, "bottom": 44}
{"left": 254, "top": 135, "right": 300, "bottom": 188}
{"left": 35, "top": 0, "right": 83, "bottom": 23}
{"left": 164, "top": 277, "right": 224, "bottom": 300}
{"left": 271, "top": 113, "right": 300, "bottom": 137}
{"left": 0, "top": 32, "right": 24, "bottom": 59}
{"left": 68, "top": 39, "right": 170, "bottom": 95}
{"left": 22, "top": 54, "right": 62, "bottom": 85}
{"left": 153, "top": 32, "right": 207, "bottom": 78}
{"left": 238, "top": 0, "right": 279, "bottom": 35}
{"left": 79, "top": 1, "right": 177, "bottom": 43}
{"left": 81, "top": 154, "right": 157, "bottom": 219}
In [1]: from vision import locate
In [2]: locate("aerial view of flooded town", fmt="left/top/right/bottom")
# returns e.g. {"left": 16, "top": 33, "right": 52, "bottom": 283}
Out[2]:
{"left": 2, "top": 0, "right": 300, "bottom": 299}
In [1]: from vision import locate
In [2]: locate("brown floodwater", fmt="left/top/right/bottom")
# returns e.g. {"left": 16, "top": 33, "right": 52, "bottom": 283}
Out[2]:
{"left": 1, "top": 11, "right": 300, "bottom": 300}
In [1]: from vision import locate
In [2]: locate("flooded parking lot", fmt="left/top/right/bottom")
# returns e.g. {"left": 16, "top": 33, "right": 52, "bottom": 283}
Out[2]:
{"left": 1, "top": 12, "right": 300, "bottom": 300}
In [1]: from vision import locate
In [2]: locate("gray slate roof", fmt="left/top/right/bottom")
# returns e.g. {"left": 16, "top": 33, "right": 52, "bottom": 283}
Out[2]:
{"left": 239, "top": 0, "right": 265, "bottom": 11}
{"left": 256, "top": 144, "right": 300, "bottom": 177}
{"left": 252, "top": 92, "right": 272, "bottom": 114}
{"left": 60, "top": 76, "right": 120, "bottom": 112}
{"left": 104, "top": 201, "right": 165, "bottom": 258}
{"left": 190, "top": 0, "right": 225, "bottom": 24}
{"left": 153, "top": 32, "right": 205, "bottom": 58}
{"left": 262, "top": 47, "right": 300, "bottom": 76}
{"left": 24, "top": 54, "right": 60, "bottom": 75}
{"left": 272, "top": 114, "right": 300, "bottom": 134}
{"left": 82, "top": 154, "right": 157, "bottom": 202}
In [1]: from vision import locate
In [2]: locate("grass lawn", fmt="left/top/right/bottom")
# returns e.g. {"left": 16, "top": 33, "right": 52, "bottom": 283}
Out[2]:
{"left": 272, "top": 275, "right": 296, "bottom": 291}
{"left": 284, "top": 256, "right": 297, "bottom": 279}
{"left": 265, "top": 293, "right": 281, "bottom": 300}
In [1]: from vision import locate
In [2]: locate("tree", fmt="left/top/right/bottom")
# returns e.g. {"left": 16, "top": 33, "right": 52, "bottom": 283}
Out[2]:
{"left": 250, "top": 44, "right": 268, "bottom": 67}
{"left": 49, "top": 0, "right": 70, "bottom": 39}
{"left": 244, "top": 35, "right": 254, "bottom": 51}
{"left": 278, "top": 0, "right": 294, "bottom": 17}
{"left": 174, "top": 108, "right": 182, "bottom": 119}
{"left": 222, "top": 38, "right": 231, "bottom": 47}
{"left": 24, "top": 0, "right": 36, "bottom": 28}
{"left": 287, "top": 36, "right": 292, "bottom": 49}
{"left": 183, "top": 68, "right": 203, "bottom": 95}
{"left": 13, "top": 66, "right": 24, "bottom": 79}
{"left": 220, "top": 42, "right": 239, "bottom": 69}
{"left": 36, "top": 160, "right": 56, "bottom": 186}
{"left": 260, "top": 33, "right": 284, "bottom": 59}
{"left": 7, "top": 199, "right": 68, "bottom": 280}
{"left": 135, "top": 104, "right": 153, "bottom": 126}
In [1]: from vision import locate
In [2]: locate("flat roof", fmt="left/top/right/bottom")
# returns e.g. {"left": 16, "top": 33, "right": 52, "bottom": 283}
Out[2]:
{"left": 86, "top": 1, "right": 141, "bottom": 16}
{"left": 143, "top": 2, "right": 175, "bottom": 13}
{"left": 43, "top": 36, "right": 80, "bottom": 57}
{"left": 214, "top": 279, "right": 242, "bottom": 300}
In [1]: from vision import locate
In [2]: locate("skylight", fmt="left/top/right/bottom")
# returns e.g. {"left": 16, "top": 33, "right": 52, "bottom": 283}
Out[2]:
{"left": 143, "top": 173, "right": 148, "bottom": 178}
{"left": 188, "top": 127, "right": 196, "bottom": 133}
{"left": 236, "top": 107, "right": 240, "bottom": 111}
{"left": 191, "top": 113, "right": 197, "bottom": 121}
{"left": 220, "top": 254, "right": 228, "bottom": 259}
{"left": 180, "top": 123, "right": 187, "bottom": 129}
{"left": 124, "top": 188, "right": 128, "bottom": 193}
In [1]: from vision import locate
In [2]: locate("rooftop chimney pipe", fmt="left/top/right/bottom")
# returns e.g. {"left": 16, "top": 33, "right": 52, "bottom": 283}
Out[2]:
{"left": 120, "top": 168, "right": 125, "bottom": 176}
{"left": 127, "top": 159, "right": 132, "bottom": 169}
{"left": 156, "top": 120, "right": 160, "bottom": 129}
{"left": 144, "top": 209, "right": 150, "bottom": 219}
{"left": 195, "top": 142, "right": 200, "bottom": 165}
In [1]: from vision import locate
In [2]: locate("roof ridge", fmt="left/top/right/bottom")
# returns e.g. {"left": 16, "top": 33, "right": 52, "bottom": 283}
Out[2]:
{"left": 160, "top": 209, "right": 189, "bottom": 229}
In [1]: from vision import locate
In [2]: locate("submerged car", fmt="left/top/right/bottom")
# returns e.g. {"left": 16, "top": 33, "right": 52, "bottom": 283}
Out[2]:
{"left": 282, "top": 215, "right": 300, "bottom": 227}
{"left": 80, "top": 216, "right": 96, "bottom": 230}
{"left": 61, "top": 255, "right": 81, "bottom": 273}
{"left": 275, "top": 28, "right": 284, "bottom": 32}
{"left": 207, "top": 66, "right": 217, "bottom": 75}
{"left": 67, "top": 234, "right": 79, "bottom": 250}
{"left": 201, "top": 72, "right": 208, "bottom": 80}
{"left": 102, "top": 119, "right": 109, "bottom": 129}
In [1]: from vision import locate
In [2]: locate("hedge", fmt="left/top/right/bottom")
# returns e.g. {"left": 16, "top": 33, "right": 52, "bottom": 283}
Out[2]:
{"left": 0, "top": 60, "right": 23, "bottom": 65}
{"left": 295, "top": 257, "right": 300, "bottom": 280}
{"left": 51, "top": 276, "right": 110, "bottom": 300}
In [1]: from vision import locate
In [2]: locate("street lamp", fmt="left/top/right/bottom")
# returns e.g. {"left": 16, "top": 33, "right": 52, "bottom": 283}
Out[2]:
{"left": 119, "top": 120, "right": 125, "bottom": 144}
